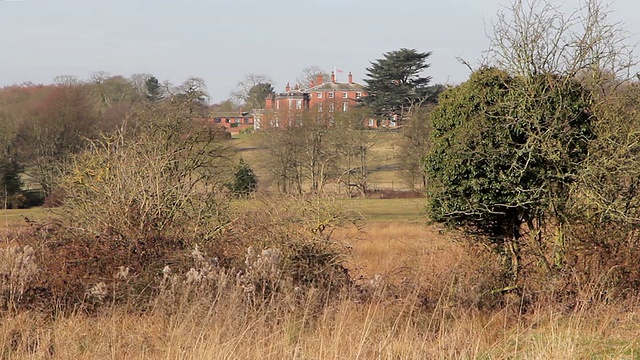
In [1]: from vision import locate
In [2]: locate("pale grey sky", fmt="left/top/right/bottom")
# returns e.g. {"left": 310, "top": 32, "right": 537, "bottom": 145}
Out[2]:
{"left": 1, "top": 0, "right": 638, "bottom": 102}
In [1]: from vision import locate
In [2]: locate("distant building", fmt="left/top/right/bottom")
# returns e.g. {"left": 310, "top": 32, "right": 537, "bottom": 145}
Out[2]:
{"left": 254, "top": 71, "right": 382, "bottom": 130}
{"left": 209, "top": 111, "right": 254, "bottom": 133}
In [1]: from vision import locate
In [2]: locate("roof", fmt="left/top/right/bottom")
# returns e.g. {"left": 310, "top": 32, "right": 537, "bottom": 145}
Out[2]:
{"left": 305, "top": 82, "right": 365, "bottom": 92}
{"left": 211, "top": 111, "right": 253, "bottom": 118}
{"left": 273, "top": 90, "right": 308, "bottom": 99}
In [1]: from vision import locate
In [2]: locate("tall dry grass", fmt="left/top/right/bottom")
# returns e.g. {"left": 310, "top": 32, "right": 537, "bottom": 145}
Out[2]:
{"left": 2, "top": 221, "right": 639, "bottom": 359}
{"left": 1, "top": 284, "right": 639, "bottom": 359}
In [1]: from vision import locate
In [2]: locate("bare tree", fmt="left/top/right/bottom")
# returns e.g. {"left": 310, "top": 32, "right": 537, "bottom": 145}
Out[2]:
{"left": 488, "top": 0, "right": 636, "bottom": 85}
{"left": 88, "top": 71, "right": 112, "bottom": 84}
{"left": 332, "top": 108, "right": 376, "bottom": 197}
{"left": 231, "top": 74, "right": 273, "bottom": 108}
{"left": 296, "top": 66, "right": 329, "bottom": 88}
{"left": 53, "top": 75, "right": 82, "bottom": 87}
{"left": 129, "top": 73, "right": 154, "bottom": 97}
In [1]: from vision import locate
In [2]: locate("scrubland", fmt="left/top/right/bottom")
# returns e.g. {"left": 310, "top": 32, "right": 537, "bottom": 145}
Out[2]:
{"left": 2, "top": 199, "right": 640, "bottom": 359}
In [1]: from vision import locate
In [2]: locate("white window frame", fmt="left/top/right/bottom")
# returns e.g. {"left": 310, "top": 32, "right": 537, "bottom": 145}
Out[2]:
{"left": 356, "top": 92, "right": 362, "bottom": 99}
{"left": 343, "top": 102, "right": 348, "bottom": 112}
{"left": 329, "top": 103, "right": 334, "bottom": 112}
{"left": 296, "top": 99, "right": 302, "bottom": 109}
{"left": 328, "top": 92, "right": 334, "bottom": 99}
{"left": 343, "top": 92, "right": 348, "bottom": 99}
{"left": 318, "top": 103, "right": 323, "bottom": 112}
{"left": 317, "top": 92, "right": 323, "bottom": 99}
{"left": 289, "top": 100, "right": 293, "bottom": 109}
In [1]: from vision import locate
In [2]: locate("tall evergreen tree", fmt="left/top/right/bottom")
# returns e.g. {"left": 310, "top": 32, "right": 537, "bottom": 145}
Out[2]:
{"left": 144, "top": 76, "right": 163, "bottom": 102}
{"left": 245, "top": 83, "right": 274, "bottom": 110}
{"left": 0, "top": 157, "right": 22, "bottom": 208}
{"left": 227, "top": 158, "right": 258, "bottom": 198}
{"left": 361, "top": 48, "right": 434, "bottom": 124}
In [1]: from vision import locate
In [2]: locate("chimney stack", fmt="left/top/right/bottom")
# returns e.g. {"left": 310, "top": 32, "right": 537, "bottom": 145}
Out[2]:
{"left": 285, "top": 82, "right": 290, "bottom": 92}
{"left": 316, "top": 74, "right": 323, "bottom": 85}
{"left": 348, "top": 71, "right": 353, "bottom": 84}
{"left": 331, "top": 71, "right": 336, "bottom": 84}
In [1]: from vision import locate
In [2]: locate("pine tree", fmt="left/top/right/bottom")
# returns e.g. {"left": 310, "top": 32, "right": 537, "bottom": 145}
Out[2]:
{"left": 361, "top": 48, "right": 435, "bottom": 125}
{"left": 0, "top": 157, "right": 23, "bottom": 208}
{"left": 227, "top": 158, "right": 257, "bottom": 198}
{"left": 145, "top": 76, "right": 163, "bottom": 102}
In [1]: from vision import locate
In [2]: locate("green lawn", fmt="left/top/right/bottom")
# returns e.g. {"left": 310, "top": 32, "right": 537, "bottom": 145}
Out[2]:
{"left": 0, "top": 197, "right": 426, "bottom": 229}
{"left": 338, "top": 198, "right": 426, "bottom": 221}
{"left": 0, "top": 207, "right": 59, "bottom": 228}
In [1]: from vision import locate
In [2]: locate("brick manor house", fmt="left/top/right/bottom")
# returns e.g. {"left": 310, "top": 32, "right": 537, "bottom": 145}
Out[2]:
{"left": 254, "top": 71, "right": 381, "bottom": 129}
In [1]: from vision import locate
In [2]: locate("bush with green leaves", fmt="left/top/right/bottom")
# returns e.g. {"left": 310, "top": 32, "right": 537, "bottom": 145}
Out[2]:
{"left": 227, "top": 158, "right": 257, "bottom": 198}
{"left": 425, "top": 67, "right": 593, "bottom": 285}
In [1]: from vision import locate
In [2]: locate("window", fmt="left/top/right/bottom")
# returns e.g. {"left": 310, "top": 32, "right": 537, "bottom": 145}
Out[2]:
{"left": 368, "top": 118, "right": 375, "bottom": 127}
{"left": 343, "top": 92, "right": 348, "bottom": 99}
{"left": 343, "top": 102, "right": 348, "bottom": 112}
{"left": 289, "top": 100, "right": 293, "bottom": 109}
{"left": 329, "top": 103, "right": 334, "bottom": 112}
{"left": 318, "top": 103, "right": 323, "bottom": 112}
{"left": 356, "top": 92, "right": 362, "bottom": 99}
{"left": 328, "top": 92, "right": 334, "bottom": 99}
{"left": 296, "top": 100, "right": 302, "bottom": 109}
{"left": 214, "top": 118, "right": 221, "bottom": 123}
{"left": 317, "top": 92, "right": 323, "bottom": 99}
{"left": 276, "top": 100, "right": 280, "bottom": 110}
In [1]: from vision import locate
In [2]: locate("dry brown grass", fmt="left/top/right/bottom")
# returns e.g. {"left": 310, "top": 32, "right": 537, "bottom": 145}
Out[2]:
{"left": 1, "top": 292, "right": 639, "bottom": 359}
{"left": 338, "top": 221, "right": 454, "bottom": 279}
{"left": 2, "top": 220, "right": 640, "bottom": 358}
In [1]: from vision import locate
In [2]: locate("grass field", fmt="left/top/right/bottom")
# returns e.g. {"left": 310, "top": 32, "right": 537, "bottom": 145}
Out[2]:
{"left": 3, "top": 209, "right": 640, "bottom": 358}
{"left": 338, "top": 197, "right": 425, "bottom": 221}
{"left": 230, "top": 130, "right": 411, "bottom": 192}
{"left": 0, "top": 207, "right": 59, "bottom": 230}
{"left": 0, "top": 197, "right": 424, "bottom": 230}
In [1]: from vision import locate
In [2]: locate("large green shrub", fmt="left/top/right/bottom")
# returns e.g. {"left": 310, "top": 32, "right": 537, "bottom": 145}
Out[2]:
{"left": 425, "top": 68, "right": 593, "bottom": 284}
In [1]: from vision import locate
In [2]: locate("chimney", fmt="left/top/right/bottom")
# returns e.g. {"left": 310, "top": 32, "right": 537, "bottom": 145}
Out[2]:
{"left": 294, "top": 83, "right": 300, "bottom": 90}
{"left": 348, "top": 71, "right": 353, "bottom": 84}
{"left": 316, "top": 74, "right": 323, "bottom": 85}
{"left": 285, "top": 82, "right": 290, "bottom": 92}
{"left": 331, "top": 71, "right": 336, "bottom": 84}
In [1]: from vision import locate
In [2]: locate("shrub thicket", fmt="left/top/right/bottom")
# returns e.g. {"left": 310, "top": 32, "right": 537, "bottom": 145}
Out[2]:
{"left": 1, "top": 98, "right": 357, "bottom": 312}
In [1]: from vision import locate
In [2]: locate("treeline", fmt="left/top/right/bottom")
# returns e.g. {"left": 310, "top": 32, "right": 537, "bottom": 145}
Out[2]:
{"left": 0, "top": 73, "right": 213, "bottom": 208}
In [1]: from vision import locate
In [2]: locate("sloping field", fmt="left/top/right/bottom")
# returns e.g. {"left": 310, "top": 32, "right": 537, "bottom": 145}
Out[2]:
{"left": 230, "top": 130, "right": 410, "bottom": 192}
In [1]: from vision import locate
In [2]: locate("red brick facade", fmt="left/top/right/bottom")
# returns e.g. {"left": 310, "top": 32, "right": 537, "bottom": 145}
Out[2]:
{"left": 256, "top": 71, "right": 373, "bottom": 129}
{"left": 208, "top": 112, "right": 254, "bottom": 133}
